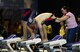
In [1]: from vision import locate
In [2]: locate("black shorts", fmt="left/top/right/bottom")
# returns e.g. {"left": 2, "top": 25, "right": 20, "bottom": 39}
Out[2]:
{"left": 22, "top": 9, "right": 32, "bottom": 21}
{"left": 44, "top": 19, "right": 53, "bottom": 25}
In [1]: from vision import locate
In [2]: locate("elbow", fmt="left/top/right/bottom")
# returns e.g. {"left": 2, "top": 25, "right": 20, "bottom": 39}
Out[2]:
{"left": 59, "top": 19, "right": 64, "bottom": 22}
{"left": 59, "top": 18, "right": 66, "bottom": 22}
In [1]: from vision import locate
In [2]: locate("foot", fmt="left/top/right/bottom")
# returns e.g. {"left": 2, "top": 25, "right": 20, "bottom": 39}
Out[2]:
{"left": 42, "top": 39, "right": 48, "bottom": 43}
{"left": 28, "top": 36, "right": 35, "bottom": 40}
{"left": 21, "top": 36, "right": 27, "bottom": 41}
{"left": 28, "top": 37, "right": 34, "bottom": 40}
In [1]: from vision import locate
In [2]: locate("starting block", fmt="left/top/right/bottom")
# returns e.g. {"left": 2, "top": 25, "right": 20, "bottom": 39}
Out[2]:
{"left": 43, "top": 39, "right": 67, "bottom": 52}
{"left": 0, "top": 35, "right": 22, "bottom": 52}
{"left": 19, "top": 38, "right": 41, "bottom": 52}
{"left": 72, "top": 43, "right": 80, "bottom": 52}
{"left": 0, "top": 37, "right": 4, "bottom": 40}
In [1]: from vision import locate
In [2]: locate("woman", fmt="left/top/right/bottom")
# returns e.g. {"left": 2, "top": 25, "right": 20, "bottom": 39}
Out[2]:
{"left": 52, "top": 6, "right": 78, "bottom": 43}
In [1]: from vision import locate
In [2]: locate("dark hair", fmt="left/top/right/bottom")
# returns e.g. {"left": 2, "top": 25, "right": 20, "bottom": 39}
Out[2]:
{"left": 62, "top": 6, "right": 70, "bottom": 12}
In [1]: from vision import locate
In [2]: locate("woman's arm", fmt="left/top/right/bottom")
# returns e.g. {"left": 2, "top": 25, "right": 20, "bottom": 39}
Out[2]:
{"left": 51, "top": 15, "right": 70, "bottom": 22}
{"left": 57, "top": 15, "right": 69, "bottom": 21}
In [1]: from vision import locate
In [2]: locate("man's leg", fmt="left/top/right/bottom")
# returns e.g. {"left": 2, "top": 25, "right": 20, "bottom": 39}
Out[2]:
{"left": 21, "top": 21, "right": 27, "bottom": 40}
{"left": 37, "top": 22, "right": 45, "bottom": 42}
{"left": 27, "top": 25, "right": 35, "bottom": 39}
{"left": 42, "top": 24, "right": 48, "bottom": 42}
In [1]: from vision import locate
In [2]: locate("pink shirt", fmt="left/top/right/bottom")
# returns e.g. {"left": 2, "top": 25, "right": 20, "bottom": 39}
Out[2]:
{"left": 65, "top": 12, "right": 78, "bottom": 29}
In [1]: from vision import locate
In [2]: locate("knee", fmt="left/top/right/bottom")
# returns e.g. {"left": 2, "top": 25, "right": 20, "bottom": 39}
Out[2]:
{"left": 39, "top": 26, "right": 43, "bottom": 32}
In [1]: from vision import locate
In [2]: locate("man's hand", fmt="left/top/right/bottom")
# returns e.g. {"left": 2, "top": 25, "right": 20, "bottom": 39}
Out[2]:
{"left": 51, "top": 14, "right": 56, "bottom": 19}
{"left": 55, "top": 19, "right": 60, "bottom": 23}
